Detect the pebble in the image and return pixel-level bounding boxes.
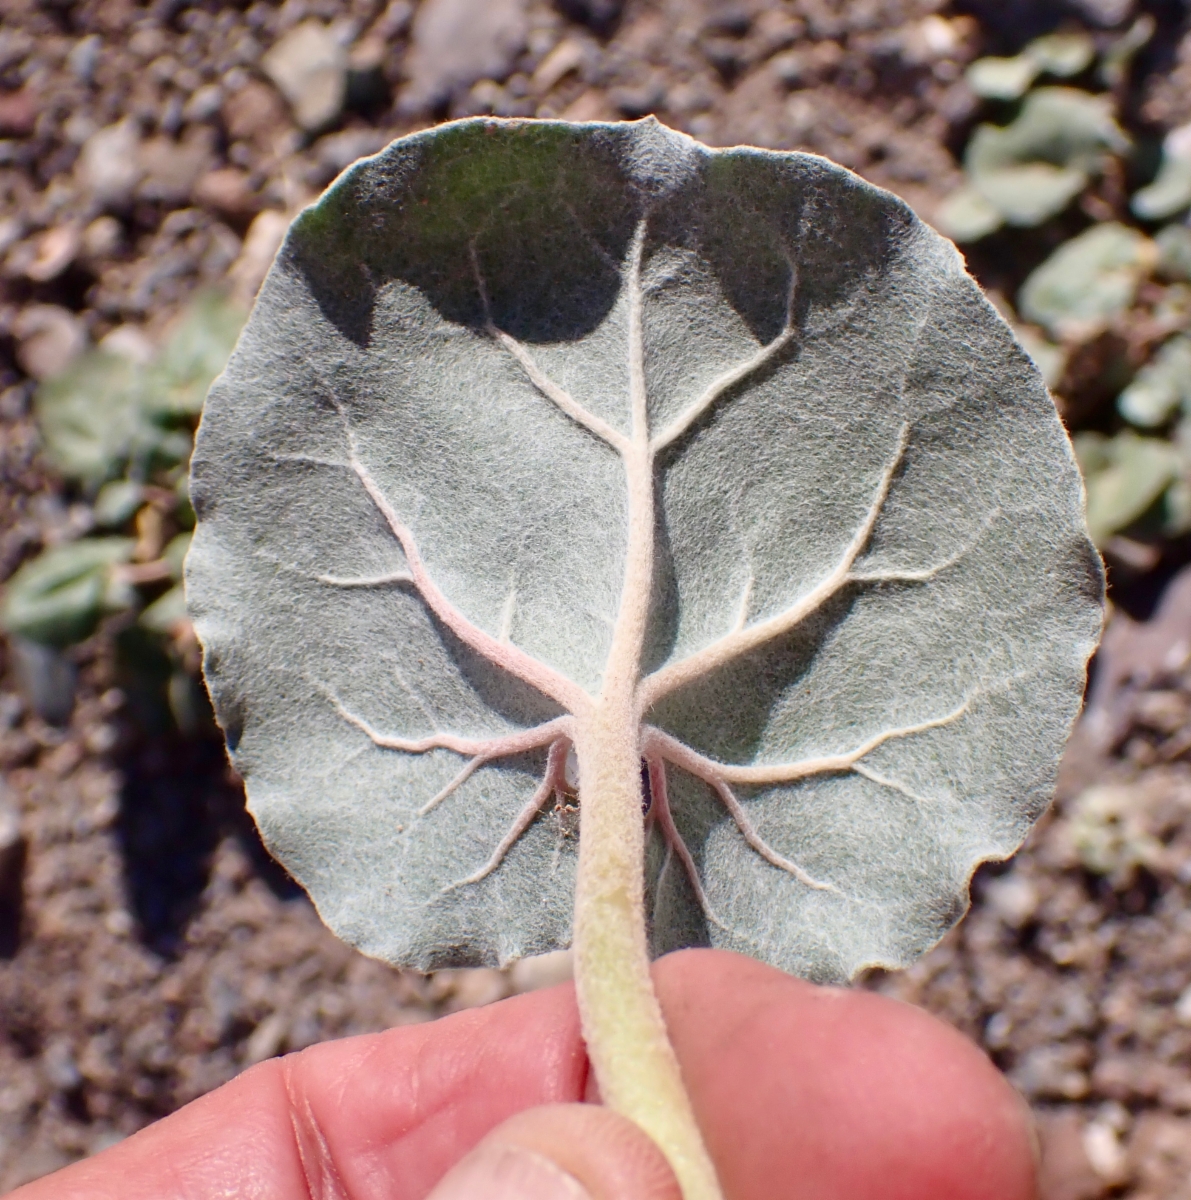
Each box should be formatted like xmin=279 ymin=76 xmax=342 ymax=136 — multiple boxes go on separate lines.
xmin=228 ymin=209 xmax=290 ymax=305
xmin=0 ymin=787 xmax=21 ymax=899
xmin=182 ymin=83 xmax=224 ymax=124
xmin=0 ymin=88 xmax=35 ymax=138
xmin=261 ymin=19 xmax=348 ymax=132
xmin=532 ymin=38 xmax=588 ymax=94
xmin=509 ymin=949 xmax=573 ymax=993
xmin=193 ymin=167 xmax=259 ymax=219
xmin=137 ymin=132 xmax=215 ymax=206
xmin=81 ymin=215 xmax=122 ymax=259
xmin=1035 ymin=1111 xmax=1107 ymax=1200
xmin=98 ymin=325 xmax=155 ymax=365
xmin=77 ymin=120 xmax=142 ymax=209
xmin=67 ymin=35 xmax=101 ymax=83
xmin=983 ymin=874 xmax=1039 ymax=927
xmin=222 ymin=79 xmax=290 ymax=145
xmin=400 ymin=0 xmax=529 ymax=115
xmin=23 ymin=225 xmax=80 ymax=283
xmin=314 ymin=128 xmax=391 ymax=177
xmin=12 ymin=305 xmax=86 ymax=381
xmin=8 ymin=638 xmax=77 ymax=726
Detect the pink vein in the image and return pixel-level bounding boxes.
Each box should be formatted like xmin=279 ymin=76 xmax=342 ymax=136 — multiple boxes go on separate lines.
xmin=347 ymin=449 xmax=592 ymax=718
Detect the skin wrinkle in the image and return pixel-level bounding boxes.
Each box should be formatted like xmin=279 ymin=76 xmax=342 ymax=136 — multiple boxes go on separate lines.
xmin=282 ymin=1059 xmax=351 ymax=1200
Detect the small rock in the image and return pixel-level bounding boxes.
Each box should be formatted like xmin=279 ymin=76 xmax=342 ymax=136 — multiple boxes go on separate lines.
xmin=262 ymin=20 xmax=348 ymax=132
xmin=41 ymin=1039 xmax=82 ymax=1091
xmin=1036 ymin=1111 xmax=1108 ymax=1200
xmin=372 ymin=0 xmax=414 ymax=39
xmin=314 ymin=128 xmax=391 ymax=177
xmin=81 ymin=215 xmax=122 ymax=259
xmin=103 ymin=909 xmax=133 ymax=938
xmin=193 ymin=166 xmax=260 ymax=219
xmin=67 ymin=34 xmax=102 ymax=83
xmin=8 ymin=637 xmax=78 ymax=725
xmin=1083 ymin=1118 xmax=1130 ymax=1185
xmin=23 ymin=225 xmax=80 ymax=283
xmin=561 ymin=88 xmax=616 ymax=122
xmin=434 ymin=968 xmax=510 ymax=1012
xmin=222 ymin=79 xmax=291 ymax=144
xmin=182 ymin=83 xmax=224 ymax=124
xmin=137 ymin=130 xmax=214 ymax=205
xmin=982 ymin=874 xmax=1039 ymax=927
xmin=99 ymin=324 xmax=155 ymax=365
xmin=401 ymin=0 xmax=529 ymax=115
xmin=0 ymin=87 xmax=35 ymax=137
xmin=0 ymin=215 xmax=23 ymax=255
xmin=13 ymin=305 xmax=87 ymax=381
xmin=77 ymin=120 xmax=142 ymax=208
xmin=1011 ymin=1042 xmax=1091 ymax=1100
xmin=532 ymin=38 xmax=587 ymax=93
xmin=229 ymin=209 xmax=290 ymax=305
xmin=509 ymin=949 xmax=573 ymax=993
xmin=243 ymin=1013 xmax=288 ymax=1064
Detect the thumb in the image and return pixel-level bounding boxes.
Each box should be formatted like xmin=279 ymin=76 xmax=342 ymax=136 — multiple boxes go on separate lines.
xmin=426 ymin=1103 xmax=684 ymax=1200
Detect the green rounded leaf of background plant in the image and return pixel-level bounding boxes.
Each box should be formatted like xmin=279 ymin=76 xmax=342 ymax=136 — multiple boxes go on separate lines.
xmin=2 ymin=537 xmax=134 ymax=647
xmin=187 ymin=118 xmax=1102 ymax=981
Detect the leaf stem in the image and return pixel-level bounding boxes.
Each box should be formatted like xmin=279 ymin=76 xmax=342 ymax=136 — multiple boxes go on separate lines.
xmin=572 ymin=219 xmax=724 ymax=1200
xmin=573 ymin=711 xmax=722 ymax=1200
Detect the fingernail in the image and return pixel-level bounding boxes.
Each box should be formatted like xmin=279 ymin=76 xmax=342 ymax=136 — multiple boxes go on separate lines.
xmin=429 ymin=1141 xmax=592 ymax=1200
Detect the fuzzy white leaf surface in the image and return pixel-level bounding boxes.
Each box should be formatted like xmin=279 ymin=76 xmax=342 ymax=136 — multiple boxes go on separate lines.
xmin=187 ymin=118 xmax=1102 ymax=982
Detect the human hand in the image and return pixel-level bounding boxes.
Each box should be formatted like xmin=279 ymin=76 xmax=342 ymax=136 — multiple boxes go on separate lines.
xmin=9 ymin=949 xmax=1036 ymax=1200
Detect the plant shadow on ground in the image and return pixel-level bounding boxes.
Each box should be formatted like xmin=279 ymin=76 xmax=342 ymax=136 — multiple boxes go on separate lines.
xmin=114 ymin=721 xmax=304 ymax=958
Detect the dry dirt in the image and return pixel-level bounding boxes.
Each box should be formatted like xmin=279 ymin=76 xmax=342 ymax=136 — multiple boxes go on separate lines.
xmin=2 ymin=0 xmax=1191 ymax=1195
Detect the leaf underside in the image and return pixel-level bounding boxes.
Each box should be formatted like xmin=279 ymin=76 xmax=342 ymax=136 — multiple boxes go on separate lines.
xmin=187 ymin=118 xmax=1102 ymax=983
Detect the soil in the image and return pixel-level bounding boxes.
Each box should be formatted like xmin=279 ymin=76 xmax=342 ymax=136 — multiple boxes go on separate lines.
xmin=2 ymin=0 xmax=1191 ymax=1195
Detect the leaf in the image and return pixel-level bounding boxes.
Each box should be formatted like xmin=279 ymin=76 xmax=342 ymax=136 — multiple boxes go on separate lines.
xmin=963 ymin=34 xmax=1093 ymax=102
xmin=1018 ymin=223 xmax=1158 ymax=340
xmin=934 ymin=184 xmax=1004 ymax=243
xmin=35 ymin=350 xmax=145 ymax=486
xmin=140 ymin=582 xmax=189 ymax=633
xmin=1025 ymin=32 xmax=1095 ymax=80
xmin=972 ymin=163 xmax=1089 ymax=228
xmin=1118 ymin=335 xmax=1191 ymax=427
xmin=1156 ymin=223 xmax=1191 ymax=282
xmin=187 ymin=117 xmax=1101 ymax=983
xmin=93 ymin=479 xmax=145 ymax=527
xmin=141 ymin=290 xmax=246 ymax=419
xmin=965 ymin=56 xmax=1038 ymax=102
xmin=1 ymin=537 xmax=135 ymax=647
xmin=1132 ymin=124 xmax=1191 ymax=222
xmin=33 ymin=291 xmax=244 ymax=487
xmin=962 ymin=88 xmax=1128 ymax=229
xmin=1074 ymin=431 xmax=1178 ymax=544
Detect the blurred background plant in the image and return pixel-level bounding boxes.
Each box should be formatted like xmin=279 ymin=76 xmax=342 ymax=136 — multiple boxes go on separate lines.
xmin=0 ymin=292 xmax=243 ymax=730
xmin=938 ymin=18 xmax=1191 ymax=577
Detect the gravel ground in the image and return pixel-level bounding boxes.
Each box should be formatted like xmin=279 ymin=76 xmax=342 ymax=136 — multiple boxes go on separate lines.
xmin=2 ymin=0 xmax=1191 ymax=1194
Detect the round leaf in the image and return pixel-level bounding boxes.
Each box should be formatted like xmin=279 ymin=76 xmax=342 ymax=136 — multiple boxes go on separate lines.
xmin=188 ymin=118 xmax=1102 ymax=980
